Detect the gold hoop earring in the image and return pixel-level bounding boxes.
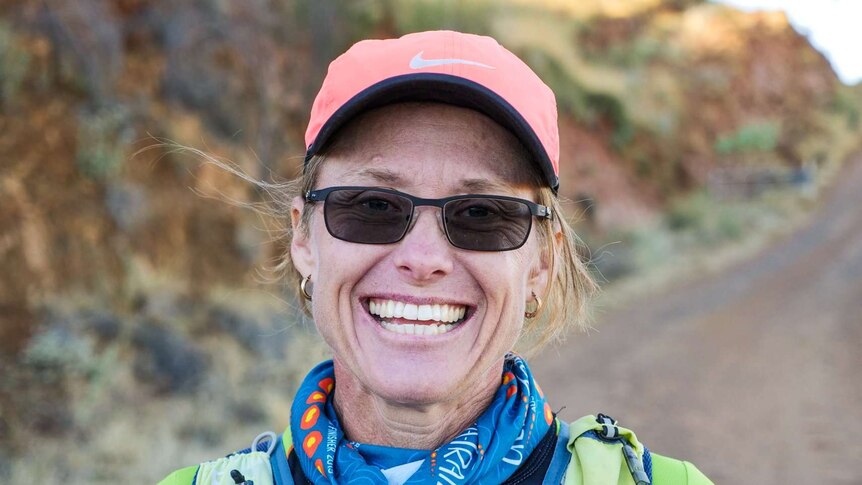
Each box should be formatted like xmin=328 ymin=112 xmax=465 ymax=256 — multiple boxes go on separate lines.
xmin=300 ymin=275 xmax=313 ymax=301
xmin=525 ymin=291 xmax=542 ymax=319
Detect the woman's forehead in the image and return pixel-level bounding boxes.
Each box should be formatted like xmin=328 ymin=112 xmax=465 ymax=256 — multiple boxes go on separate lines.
xmin=329 ymin=166 xmax=523 ymax=194
xmin=320 ymin=103 xmax=535 ymax=191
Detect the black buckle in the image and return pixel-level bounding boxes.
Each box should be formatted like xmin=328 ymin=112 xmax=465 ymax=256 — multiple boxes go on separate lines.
xmin=596 ymin=413 xmax=619 ymax=439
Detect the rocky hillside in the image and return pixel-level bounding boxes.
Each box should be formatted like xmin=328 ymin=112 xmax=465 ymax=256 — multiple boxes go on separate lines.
xmin=1 ymin=0 xmax=860 ymax=481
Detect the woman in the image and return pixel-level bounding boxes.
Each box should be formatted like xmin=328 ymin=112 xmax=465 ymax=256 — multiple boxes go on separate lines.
xmin=160 ymin=31 xmax=711 ymax=485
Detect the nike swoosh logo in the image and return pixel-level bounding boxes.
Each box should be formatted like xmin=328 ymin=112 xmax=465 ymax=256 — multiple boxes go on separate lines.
xmin=409 ymin=52 xmax=495 ymax=70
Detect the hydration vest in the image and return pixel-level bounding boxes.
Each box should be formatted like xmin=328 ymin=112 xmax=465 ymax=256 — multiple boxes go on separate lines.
xmin=158 ymin=414 xmax=712 ymax=485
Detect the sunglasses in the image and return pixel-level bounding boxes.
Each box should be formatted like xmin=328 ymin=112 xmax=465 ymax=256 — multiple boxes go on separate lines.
xmin=305 ymin=186 xmax=553 ymax=251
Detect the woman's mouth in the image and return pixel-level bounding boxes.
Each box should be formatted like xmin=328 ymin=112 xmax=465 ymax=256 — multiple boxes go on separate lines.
xmin=367 ymin=298 xmax=468 ymax=336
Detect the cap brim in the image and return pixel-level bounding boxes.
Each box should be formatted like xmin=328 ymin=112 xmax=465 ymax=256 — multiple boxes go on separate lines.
xmin=304 ymin=73 xmax=559 ymax=192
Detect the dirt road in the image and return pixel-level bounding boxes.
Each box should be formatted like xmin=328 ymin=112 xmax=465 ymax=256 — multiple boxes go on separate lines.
xmin=534 ymin=154 xmax=862 ymax=484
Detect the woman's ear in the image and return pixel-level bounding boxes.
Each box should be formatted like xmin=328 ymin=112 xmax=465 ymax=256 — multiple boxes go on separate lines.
xmin=290 ymin=196 xmax=316 ymax=277
xmin=528 ymin=225 xmax=560 ymax=297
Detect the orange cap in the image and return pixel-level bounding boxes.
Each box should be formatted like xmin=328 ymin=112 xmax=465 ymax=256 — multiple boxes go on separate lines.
xmin=304 ymin=30 xmax=560 ymax=191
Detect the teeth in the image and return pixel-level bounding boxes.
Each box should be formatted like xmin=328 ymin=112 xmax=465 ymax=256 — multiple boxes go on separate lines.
xmin=417 ymin=305 xmax=432 ymax=321
xmin=439 ymin=304 xmax=465 ymax=323
xmin=403 ymin=303 xmax=418 ymax=320
xmin=369 ymin=299 xmax=467 ymax=324
xmin=380 ymin=321 xmax=456 ymax=336
xmin=444 ymin=305 xmax=455 ymax=322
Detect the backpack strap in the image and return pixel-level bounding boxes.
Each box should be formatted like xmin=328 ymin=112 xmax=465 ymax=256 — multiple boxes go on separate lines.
xmin=595 ymin=414 xmax=650 ymax=484
xmin=270 ymin=427 xmax=298 ymax=484
xmin=159 ymin=432 xmax=279 ymax=485
xmin=564 ymin=414 xmax=714 ymax=485
xmin=565 ymin=414 xmax=651 ymax=485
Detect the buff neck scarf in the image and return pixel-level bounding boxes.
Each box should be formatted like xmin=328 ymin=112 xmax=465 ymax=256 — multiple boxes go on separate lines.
xmin=289 ymin=355 xmax=554 ymax=485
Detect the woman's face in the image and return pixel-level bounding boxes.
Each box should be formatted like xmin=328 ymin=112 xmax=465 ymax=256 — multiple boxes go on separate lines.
xmin=291 ymin=103 xmax=550 ymax=405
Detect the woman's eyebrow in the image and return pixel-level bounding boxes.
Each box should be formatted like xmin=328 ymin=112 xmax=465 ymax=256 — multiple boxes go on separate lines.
xmin=459 ymin=178 xmax=512 ymax=193
xmin=350 ymin=170 xmax=511 ymax=194
xmin=353 ymin=167 xmax=404 ymax=185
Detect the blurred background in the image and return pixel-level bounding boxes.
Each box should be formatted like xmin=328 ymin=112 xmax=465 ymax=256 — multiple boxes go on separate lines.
xmin=1 ymin=0 xmax=860 ymax=483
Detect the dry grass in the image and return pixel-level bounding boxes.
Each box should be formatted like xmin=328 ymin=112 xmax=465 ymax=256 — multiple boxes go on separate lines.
xmin=7 ymin=282 xmax=329 ymax=483
xmin=591 ymin=180 xmax=835 ymax=312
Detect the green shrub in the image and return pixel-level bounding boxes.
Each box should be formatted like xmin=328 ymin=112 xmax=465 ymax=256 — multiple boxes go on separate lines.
xmin=666 ymin=195 xmax=703 ymax=231
xmin=592 ymin=35 xmax=667 ymax=68
xmin=521 ymin=48 xmax=635 ymax=149
xmin=0 ymin=22 xmax=31 ymax=109
xmin=627 ymin=226 xmax=675 ymax=274
xmin=666 ymin=191 xmax=744 ymax=246
xmin=714 ymin=121 xmax=780 ymax=155
xmin=23 ymin=326 xmax=95 ymax=375
xmin=829 ymin=86 xmax=861 ymax=131
xmin=75 ymin=105 xmax=133 ymax=181
xmin=585 ymin=92 xmax=634 ymax=148
xmin=132 ymin=323 xmax=208 ymax=394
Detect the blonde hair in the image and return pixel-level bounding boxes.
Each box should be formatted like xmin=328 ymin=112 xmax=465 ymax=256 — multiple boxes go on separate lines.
xmin=521 ymin=185 xmax=597 ymax=353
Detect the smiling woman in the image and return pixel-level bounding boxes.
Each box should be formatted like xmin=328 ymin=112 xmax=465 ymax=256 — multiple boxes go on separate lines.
xmin=294 ymin=103 xmax=553 ymax=437
xmin=159 ymin=31 xmax=712 ymax=485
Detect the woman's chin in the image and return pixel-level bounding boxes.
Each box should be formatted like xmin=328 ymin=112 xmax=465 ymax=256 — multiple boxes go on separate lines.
xmin=360 ymin=356 xmax=473 ymax=405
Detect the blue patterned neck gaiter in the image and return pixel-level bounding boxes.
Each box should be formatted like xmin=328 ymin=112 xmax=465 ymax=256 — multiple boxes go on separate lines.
xmin=289 ymin=354 xmax=554 ymax=485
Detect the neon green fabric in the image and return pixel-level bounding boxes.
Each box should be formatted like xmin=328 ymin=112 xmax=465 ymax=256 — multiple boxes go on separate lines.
xmin=651 ymin=453 xmax=713 ymax=485
xmin=282 ymin=425 xmax=293 ymax=456
xmin=195 ymin=451 xmax=274 ymax=485
xmin=157 ymin=465 xmax=197 ymax=485
xmin=564 ymin=415 xmax=646 ymax=485
xmin=157 ymin=451 xmax=276 ymax=485
xmin=563 ymin=415 xmax=713 ymax=485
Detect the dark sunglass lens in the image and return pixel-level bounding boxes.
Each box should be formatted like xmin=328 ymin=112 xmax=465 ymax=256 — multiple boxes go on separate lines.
xmin=444 ymin=198 xmax=532 ymax=250
xmin=324 ymin=189 xmax=412 ymax=244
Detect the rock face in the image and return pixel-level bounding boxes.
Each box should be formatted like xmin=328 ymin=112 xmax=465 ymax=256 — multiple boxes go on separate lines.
xmin=0 ymin=0 xmax=859 ymax=481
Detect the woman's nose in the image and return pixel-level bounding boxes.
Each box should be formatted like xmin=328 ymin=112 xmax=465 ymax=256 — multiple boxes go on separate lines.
xmin=391 ymin=208 xmax=454 ymax=282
